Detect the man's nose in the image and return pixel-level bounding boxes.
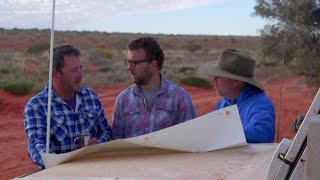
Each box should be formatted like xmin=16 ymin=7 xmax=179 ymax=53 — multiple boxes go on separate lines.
xmin=127 ymin=63 xmax=134 ymax=70
xmin=78 ymin=69 xmax=84 ymax=78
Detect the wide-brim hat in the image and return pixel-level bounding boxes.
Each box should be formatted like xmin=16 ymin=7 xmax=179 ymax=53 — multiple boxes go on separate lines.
xmin=198 ymin=48 xmax=264 ymax=91
xmin=310 ymin=7 xmax=320 ymax=22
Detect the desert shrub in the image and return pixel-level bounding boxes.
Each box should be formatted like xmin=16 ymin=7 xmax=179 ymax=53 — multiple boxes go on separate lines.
xmin=0 ymin=66 xmax=20 ymax=74
xmin=1 ymin=78 xmax=34 ymax=95
xmin=99 ymin=66 xmax=111 ymax=72
xmin=33 ymin=83 xmax=47 ymax=93
xmin=159 ymin=41 xmax=172 ymax=49
xmin=40 ymin=66 xmax=49 ymax=75
xmin=229 ymin=36 xmax=236 ymax=43
xmin=179 ymin=76 xmax=211 ymax=89
xmin=256 ymin=60 xmax=278 ymax=67
xmin=116 ymin=38 xmax=129 ymax=49
xmin=166 ymin=57 xmax=177 ymax=65
xmin=27 ymin=42 xmax=50 ymax=54
xmin=95 ymin=48 xmax=113 ymax=59
xmin=179 ymin=66 xmax=195 ymax=73
xmin=183 ymin=43 xmax=202 ymax=52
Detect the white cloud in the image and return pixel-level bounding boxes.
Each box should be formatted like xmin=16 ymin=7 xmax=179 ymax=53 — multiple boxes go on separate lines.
xmin=0 ymin=0 xmax=223 ymax=30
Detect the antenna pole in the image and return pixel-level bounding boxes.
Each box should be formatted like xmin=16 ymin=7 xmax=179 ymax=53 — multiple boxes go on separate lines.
xmin=277 ymin=2 xmax=290 ymax=143
xmin=46 ymin=0 xmax=55 ymax=153
xmin=277 ymin=35 xmax=286 ymax=143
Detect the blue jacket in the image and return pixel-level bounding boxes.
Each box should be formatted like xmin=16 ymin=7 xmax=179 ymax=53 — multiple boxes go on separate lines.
xmin=215 ymin=85 xmax=275 ymax=143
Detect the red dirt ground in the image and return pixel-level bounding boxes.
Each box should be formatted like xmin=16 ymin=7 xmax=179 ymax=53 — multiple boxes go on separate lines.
xmin=0 ymin=76 xmax=316 ymax=179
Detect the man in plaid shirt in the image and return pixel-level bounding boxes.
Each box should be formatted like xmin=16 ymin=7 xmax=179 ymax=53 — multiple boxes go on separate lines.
xmin=24 ymin=45 xmax=111 ymax=168
xmin=112 ymin=37 xmax=197 ymax=139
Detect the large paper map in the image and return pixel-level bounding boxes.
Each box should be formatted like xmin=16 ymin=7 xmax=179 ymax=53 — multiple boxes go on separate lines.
xmin=41 ymin=105 xmax=247 ymax=168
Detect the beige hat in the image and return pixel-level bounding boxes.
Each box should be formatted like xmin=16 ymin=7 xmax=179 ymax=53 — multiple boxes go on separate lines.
xmin=199 ymin=48 xmax=264 ymax=91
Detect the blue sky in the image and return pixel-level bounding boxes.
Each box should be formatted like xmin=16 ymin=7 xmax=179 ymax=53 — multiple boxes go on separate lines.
xmin=0 ymin=0 xmax=267 ymax=36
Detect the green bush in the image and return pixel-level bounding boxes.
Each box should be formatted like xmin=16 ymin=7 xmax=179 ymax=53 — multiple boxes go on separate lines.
xmin=179 ymin=76 xmax=211 ymax=89
xmin=179 ymin=66 xmax=195 ymax=73
xmin=183 ymin=43 xmax=202 ymax=52
xmin=1 ymin=78 xmax=34 ymax=95
xmin=33 ymin=84 xmax=45 ymax=94
xmin=256 ymin=60 xmax=278 ymax=67
xmin=116 ymin=38 xmax=129 ymax=49
xmin=95 ymin=48 xmax=113 ymax=59
xmin=0 ymin=66 xmax=20 ymax=74
xmin=27 ymin=42 xmax=50 ymax=54
xmin=99 ymin=66 xmax=111 ymax=72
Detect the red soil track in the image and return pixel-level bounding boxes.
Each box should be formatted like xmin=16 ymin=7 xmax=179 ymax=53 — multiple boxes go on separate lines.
xmin=0 ymin=76 xmax=316 ymax=179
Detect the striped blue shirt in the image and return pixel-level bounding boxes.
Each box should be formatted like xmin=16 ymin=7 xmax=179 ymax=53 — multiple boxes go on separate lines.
xmin=24 ymin=83 xmax=111 ymax=167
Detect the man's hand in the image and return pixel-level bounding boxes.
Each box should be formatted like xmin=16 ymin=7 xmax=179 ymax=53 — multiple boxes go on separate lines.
xmin=87 ymin=138 xmax=99 ymax=146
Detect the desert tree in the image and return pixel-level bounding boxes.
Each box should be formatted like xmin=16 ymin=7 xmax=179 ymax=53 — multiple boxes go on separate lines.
xmin=253 ymin=0 xmax=320 ymax=86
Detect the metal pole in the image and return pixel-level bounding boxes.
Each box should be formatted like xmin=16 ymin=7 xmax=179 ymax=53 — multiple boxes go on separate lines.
xmin=277 ymin=33 xmax=286 ymax=143
xmin=46 ymin=0 xmax=55 ymax=153
xmin=276 ymin=2 xmax=290 ymax=143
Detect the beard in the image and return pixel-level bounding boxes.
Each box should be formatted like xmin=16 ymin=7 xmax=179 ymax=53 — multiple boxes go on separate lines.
xmin=71 ymin=78 xmax=82 ymax=92
xmin=133 ymin=69 xmax=153 ymax=86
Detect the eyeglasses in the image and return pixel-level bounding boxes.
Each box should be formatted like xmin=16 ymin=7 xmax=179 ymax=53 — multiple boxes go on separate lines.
xmin=124 ymin=59 xmax=150 ymax=68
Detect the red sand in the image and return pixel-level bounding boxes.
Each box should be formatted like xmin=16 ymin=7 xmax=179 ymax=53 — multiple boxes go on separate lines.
xmin=0 ymin=76 xmax=316 ymax=179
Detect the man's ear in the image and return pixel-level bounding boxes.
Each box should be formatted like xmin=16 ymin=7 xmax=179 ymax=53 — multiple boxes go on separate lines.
xmin=150 ymin=59 xmax=158 ymax=69
xmin=52 ymin=68 xmax=61 ymax=79
xmin=234 ymin=80 xmax=245 ymax=89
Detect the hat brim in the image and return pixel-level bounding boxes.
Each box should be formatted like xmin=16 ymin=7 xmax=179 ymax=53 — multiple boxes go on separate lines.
xmin=198 ymin=60 xmax=264 ymax=91
xmin=311 ymin=7 xmax=320 ymax=22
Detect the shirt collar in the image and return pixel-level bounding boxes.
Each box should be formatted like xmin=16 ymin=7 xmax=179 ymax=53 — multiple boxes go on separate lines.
xmin=44 ymin=81 xmax=87 ymax=103
xmin=224 ymin=84 xmax=255 ymax=105
xmin=133 ymin=73 xmax=168 ymax=96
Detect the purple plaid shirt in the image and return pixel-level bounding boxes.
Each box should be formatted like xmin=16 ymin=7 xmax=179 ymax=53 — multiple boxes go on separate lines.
xmin=112 ymin=75 xmax=197 ymax=139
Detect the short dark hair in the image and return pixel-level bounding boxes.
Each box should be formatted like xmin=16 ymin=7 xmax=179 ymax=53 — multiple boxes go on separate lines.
xmin=128 ymin=37 xmax=165 ymax=70
xmin=53 ymin=44 xmax=80 ymax=72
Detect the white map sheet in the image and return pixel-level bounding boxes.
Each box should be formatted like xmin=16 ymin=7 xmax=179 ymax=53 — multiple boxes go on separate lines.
xmin=41 ymin=105 xmax=247 ymax=168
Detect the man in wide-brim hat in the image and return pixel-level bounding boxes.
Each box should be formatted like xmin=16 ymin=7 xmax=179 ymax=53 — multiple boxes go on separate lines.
xmin=199 ymin=49 xmax=275 ymax=143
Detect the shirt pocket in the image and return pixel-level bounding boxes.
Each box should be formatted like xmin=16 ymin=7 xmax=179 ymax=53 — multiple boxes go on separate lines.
xmin=122 ymin=107 xmax=141 ymax=122
xmin=122 ymin=108 xmax=142 ymax=136
xmin=50 ymin=115 xmax=68 ymax=142
xmin=80 ymin=108 xmax=100 ymax=134
xmin=155 ymin=100 xmax=174 ymax=128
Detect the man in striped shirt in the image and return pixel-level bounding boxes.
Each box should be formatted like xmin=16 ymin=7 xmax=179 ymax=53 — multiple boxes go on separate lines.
xmin=112 ymin=37 xmax=197 ymax=139
xmin=24 ymin=45 xmax=112 ymax=168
